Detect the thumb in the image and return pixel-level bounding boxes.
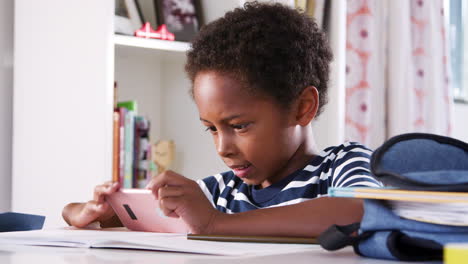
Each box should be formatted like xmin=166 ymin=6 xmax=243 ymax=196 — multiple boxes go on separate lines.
xmin=75 ymin=201 xmax=110 ymax=227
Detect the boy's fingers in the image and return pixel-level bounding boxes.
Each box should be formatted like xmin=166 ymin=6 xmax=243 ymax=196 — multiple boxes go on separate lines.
xmin=146 ymin=170 xmax=175 ymax=188
xmin=146 ymin=170 xmax=188 ymax=198
xmin=94 ymin=182 xmax=119 ymax=202
xmin=72 ymin=201 xmax=108 ymax=228
xmin=166 ymin=211 xmax=179 ymax=218
xmin=160 ymin=206 xmax=178 ymax=218
xmin=160 ymin=196 xmax=185 ymax=213
xmin=103 ymin=181 xmax=114 ymax=186
xmin=85 ymin=200 xmax=109 ymax=215
xmin=158 ymin=186 xmax=184 ymax=199
xmin=159 ymin=197 xmax=181 ymax=218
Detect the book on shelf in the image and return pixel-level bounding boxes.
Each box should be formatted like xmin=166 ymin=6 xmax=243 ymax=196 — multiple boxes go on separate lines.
xmin=133 ymin=116 xmax=151 ymax=188
xmin=124 ymin=109 xmax=135 ymax=189
xmin=112 ymin=111 xmax=120 ymax=183
xmin=113 ymin=99 xmax=154 ymax=189
xmin=113 ymin=81 xmax=118 ymax=109
xmin=117 ymin=100 xmax=137 ymax=113
xmin=328 ymin=187 xmax=468 ymax=226
xmin=117 ymin=107 xmax=127 ymax=186
xmin=117 ymin=101 xmax=136 ymax=189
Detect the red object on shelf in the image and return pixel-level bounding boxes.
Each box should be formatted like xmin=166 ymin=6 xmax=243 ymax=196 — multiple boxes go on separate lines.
xmin=134 ymin=22 xmax=175 ymax=41
xmin=155 ymin=24 xmax=175 ymax=41
xmin=134 ymin=22 xmax=159 ymax=39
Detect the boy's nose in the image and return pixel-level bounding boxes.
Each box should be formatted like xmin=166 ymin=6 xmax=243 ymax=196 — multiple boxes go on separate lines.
xmin=216 ymin=133 xmax=236 ymax=158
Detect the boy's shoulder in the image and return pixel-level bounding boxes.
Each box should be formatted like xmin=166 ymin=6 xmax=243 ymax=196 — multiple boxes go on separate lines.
xmin=308 ymin=142 xmax=373 ymax=168
xmin=323 ymin=141 xmax=372 ymax=153
xmin=321 ymin=142 xmax=372 ymax=159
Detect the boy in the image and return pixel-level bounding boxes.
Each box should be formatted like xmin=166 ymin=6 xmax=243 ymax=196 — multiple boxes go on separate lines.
xmin=63 ymin=2 xmax=381 ymax=237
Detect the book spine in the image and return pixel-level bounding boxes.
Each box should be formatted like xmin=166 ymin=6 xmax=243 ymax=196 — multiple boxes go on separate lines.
xmin=134 ymin=116 xmax=151 ymax=188
xmin=118 ymin=107 xmax=127 ymax=187
xmin=133 ymin=116 xmax=142 ymax=188
xmin=137 ymin=138 xmax=151 ymax=188
xmin=138 ymin=136 xmax=151 ymax=188
xmin=123 ymin=110 xmax=135 ymax=189
xmin=112 ymin=111 xmax=120 ymax=182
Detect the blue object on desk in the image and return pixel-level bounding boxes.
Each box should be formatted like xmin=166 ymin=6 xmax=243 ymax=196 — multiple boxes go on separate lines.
xmin=319 ymin=133 xmax=468 ymax=261
xmin=0 ymin=212 xmax=45 ymax=232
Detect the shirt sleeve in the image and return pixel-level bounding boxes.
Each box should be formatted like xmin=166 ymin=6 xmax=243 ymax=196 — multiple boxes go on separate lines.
xmin=330 ymin=143 xmax=383 ymax=188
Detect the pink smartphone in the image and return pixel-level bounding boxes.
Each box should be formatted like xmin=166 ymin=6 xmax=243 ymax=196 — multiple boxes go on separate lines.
xmin=106 ymin=189 xmax=188 ymax=233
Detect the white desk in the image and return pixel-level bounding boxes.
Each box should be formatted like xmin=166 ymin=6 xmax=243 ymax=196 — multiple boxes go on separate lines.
xmin=0 ymin=245 xmax=439 ymax=264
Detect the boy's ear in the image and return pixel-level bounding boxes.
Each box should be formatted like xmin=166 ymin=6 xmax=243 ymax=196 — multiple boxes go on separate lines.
xmin=295 ymin=86 xmax=319 ymax=126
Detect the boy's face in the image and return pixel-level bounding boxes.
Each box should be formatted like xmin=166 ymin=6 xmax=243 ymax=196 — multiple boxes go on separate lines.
xmin=194 ymin=71 xmax=302 ymax=188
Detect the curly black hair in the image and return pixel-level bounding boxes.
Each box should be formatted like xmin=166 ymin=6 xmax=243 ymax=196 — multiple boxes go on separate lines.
xmin=185 ymin=2 xmax=333 ymax=116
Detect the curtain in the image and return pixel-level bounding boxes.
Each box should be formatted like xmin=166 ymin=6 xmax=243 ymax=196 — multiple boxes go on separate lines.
xmin=345 ymin=0 xmax=453 ymax=149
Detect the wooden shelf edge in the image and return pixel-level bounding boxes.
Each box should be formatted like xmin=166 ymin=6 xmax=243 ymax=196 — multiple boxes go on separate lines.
xmin=114 ymin=34 xmax=190 ymax=53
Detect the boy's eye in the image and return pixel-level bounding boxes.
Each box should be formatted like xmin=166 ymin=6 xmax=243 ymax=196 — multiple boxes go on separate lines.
xmin=205 ymin=126 xmax=217 ymax=133
xmin=231 ymin=123 xmax=250 ymax=131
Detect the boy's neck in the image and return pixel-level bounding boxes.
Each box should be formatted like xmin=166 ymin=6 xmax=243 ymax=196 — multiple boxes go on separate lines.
xmin=260 ymin=125 xmax=319 ymax=189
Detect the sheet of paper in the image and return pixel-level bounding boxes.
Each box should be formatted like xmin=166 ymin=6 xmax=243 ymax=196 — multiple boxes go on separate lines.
xmin=0 ymin=228 xmax=314 ymax=256
xmin=390 ymin=200 xmax=468 ymax=226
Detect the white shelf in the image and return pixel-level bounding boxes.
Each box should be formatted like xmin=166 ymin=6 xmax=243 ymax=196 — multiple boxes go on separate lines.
xmin=114 ymin=34 xmax=190 ymax=52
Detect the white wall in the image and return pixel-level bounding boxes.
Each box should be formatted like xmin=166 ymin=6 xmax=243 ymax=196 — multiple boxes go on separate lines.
xmin=200 ymin=0 xmax=240 ymax=24
xmin=13 ymin=0 xmax=114 ymax=227
xmin=0 ymin=0 xmax=14 ymax=212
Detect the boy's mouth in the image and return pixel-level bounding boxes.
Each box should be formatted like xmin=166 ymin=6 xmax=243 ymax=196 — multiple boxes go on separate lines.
xmin=230 ymin=164 xmax=252 ymax=178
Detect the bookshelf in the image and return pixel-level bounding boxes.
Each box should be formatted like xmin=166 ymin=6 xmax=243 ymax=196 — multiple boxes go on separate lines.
xmin=114 ymin=36 xmax=227 ymax=182
xmin=114 ymin=34 xmax=190 ymax=52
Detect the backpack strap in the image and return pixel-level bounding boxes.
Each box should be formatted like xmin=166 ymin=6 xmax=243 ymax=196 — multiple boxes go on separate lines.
xmin=318 ymin=222 xmax=371 ymax=251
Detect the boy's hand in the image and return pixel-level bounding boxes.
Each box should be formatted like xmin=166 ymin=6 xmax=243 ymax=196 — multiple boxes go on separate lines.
xmin=146 ymin=170 xmax=220 ymax=234
xmin=63 ymin=181 xmax=120 ymax=228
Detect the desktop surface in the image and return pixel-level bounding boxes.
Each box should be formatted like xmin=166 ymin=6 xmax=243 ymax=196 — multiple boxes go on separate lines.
xmin=0 ymin=244 xmax=439 ymax=264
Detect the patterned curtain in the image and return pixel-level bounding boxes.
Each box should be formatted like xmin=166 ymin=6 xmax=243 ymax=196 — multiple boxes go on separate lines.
xmin=345 ymin=0 xmax=453 ymax=149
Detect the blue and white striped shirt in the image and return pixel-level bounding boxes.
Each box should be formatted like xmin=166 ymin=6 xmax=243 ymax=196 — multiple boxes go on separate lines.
xmin=197 ymin=142 xmax=382 ymax=213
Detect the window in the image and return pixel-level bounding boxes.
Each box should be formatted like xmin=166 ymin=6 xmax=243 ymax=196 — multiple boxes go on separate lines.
xmin=447 ymin=0 xmax=468 ymax=102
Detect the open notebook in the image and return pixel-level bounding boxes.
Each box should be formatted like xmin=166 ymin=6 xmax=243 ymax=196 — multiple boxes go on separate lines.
xmin=0 ymin=228 xmax=315 ymax=256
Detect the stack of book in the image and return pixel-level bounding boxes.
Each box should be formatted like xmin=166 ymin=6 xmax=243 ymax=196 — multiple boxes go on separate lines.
xmin=328 ymin=187 xmax=468 ymax=226
xmin=112 ymin=100 xmax=152 ymax=189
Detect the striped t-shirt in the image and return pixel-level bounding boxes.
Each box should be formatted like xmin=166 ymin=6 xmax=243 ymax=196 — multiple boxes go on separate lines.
xmin=197 ymin=142 xmax=382 ymax=213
